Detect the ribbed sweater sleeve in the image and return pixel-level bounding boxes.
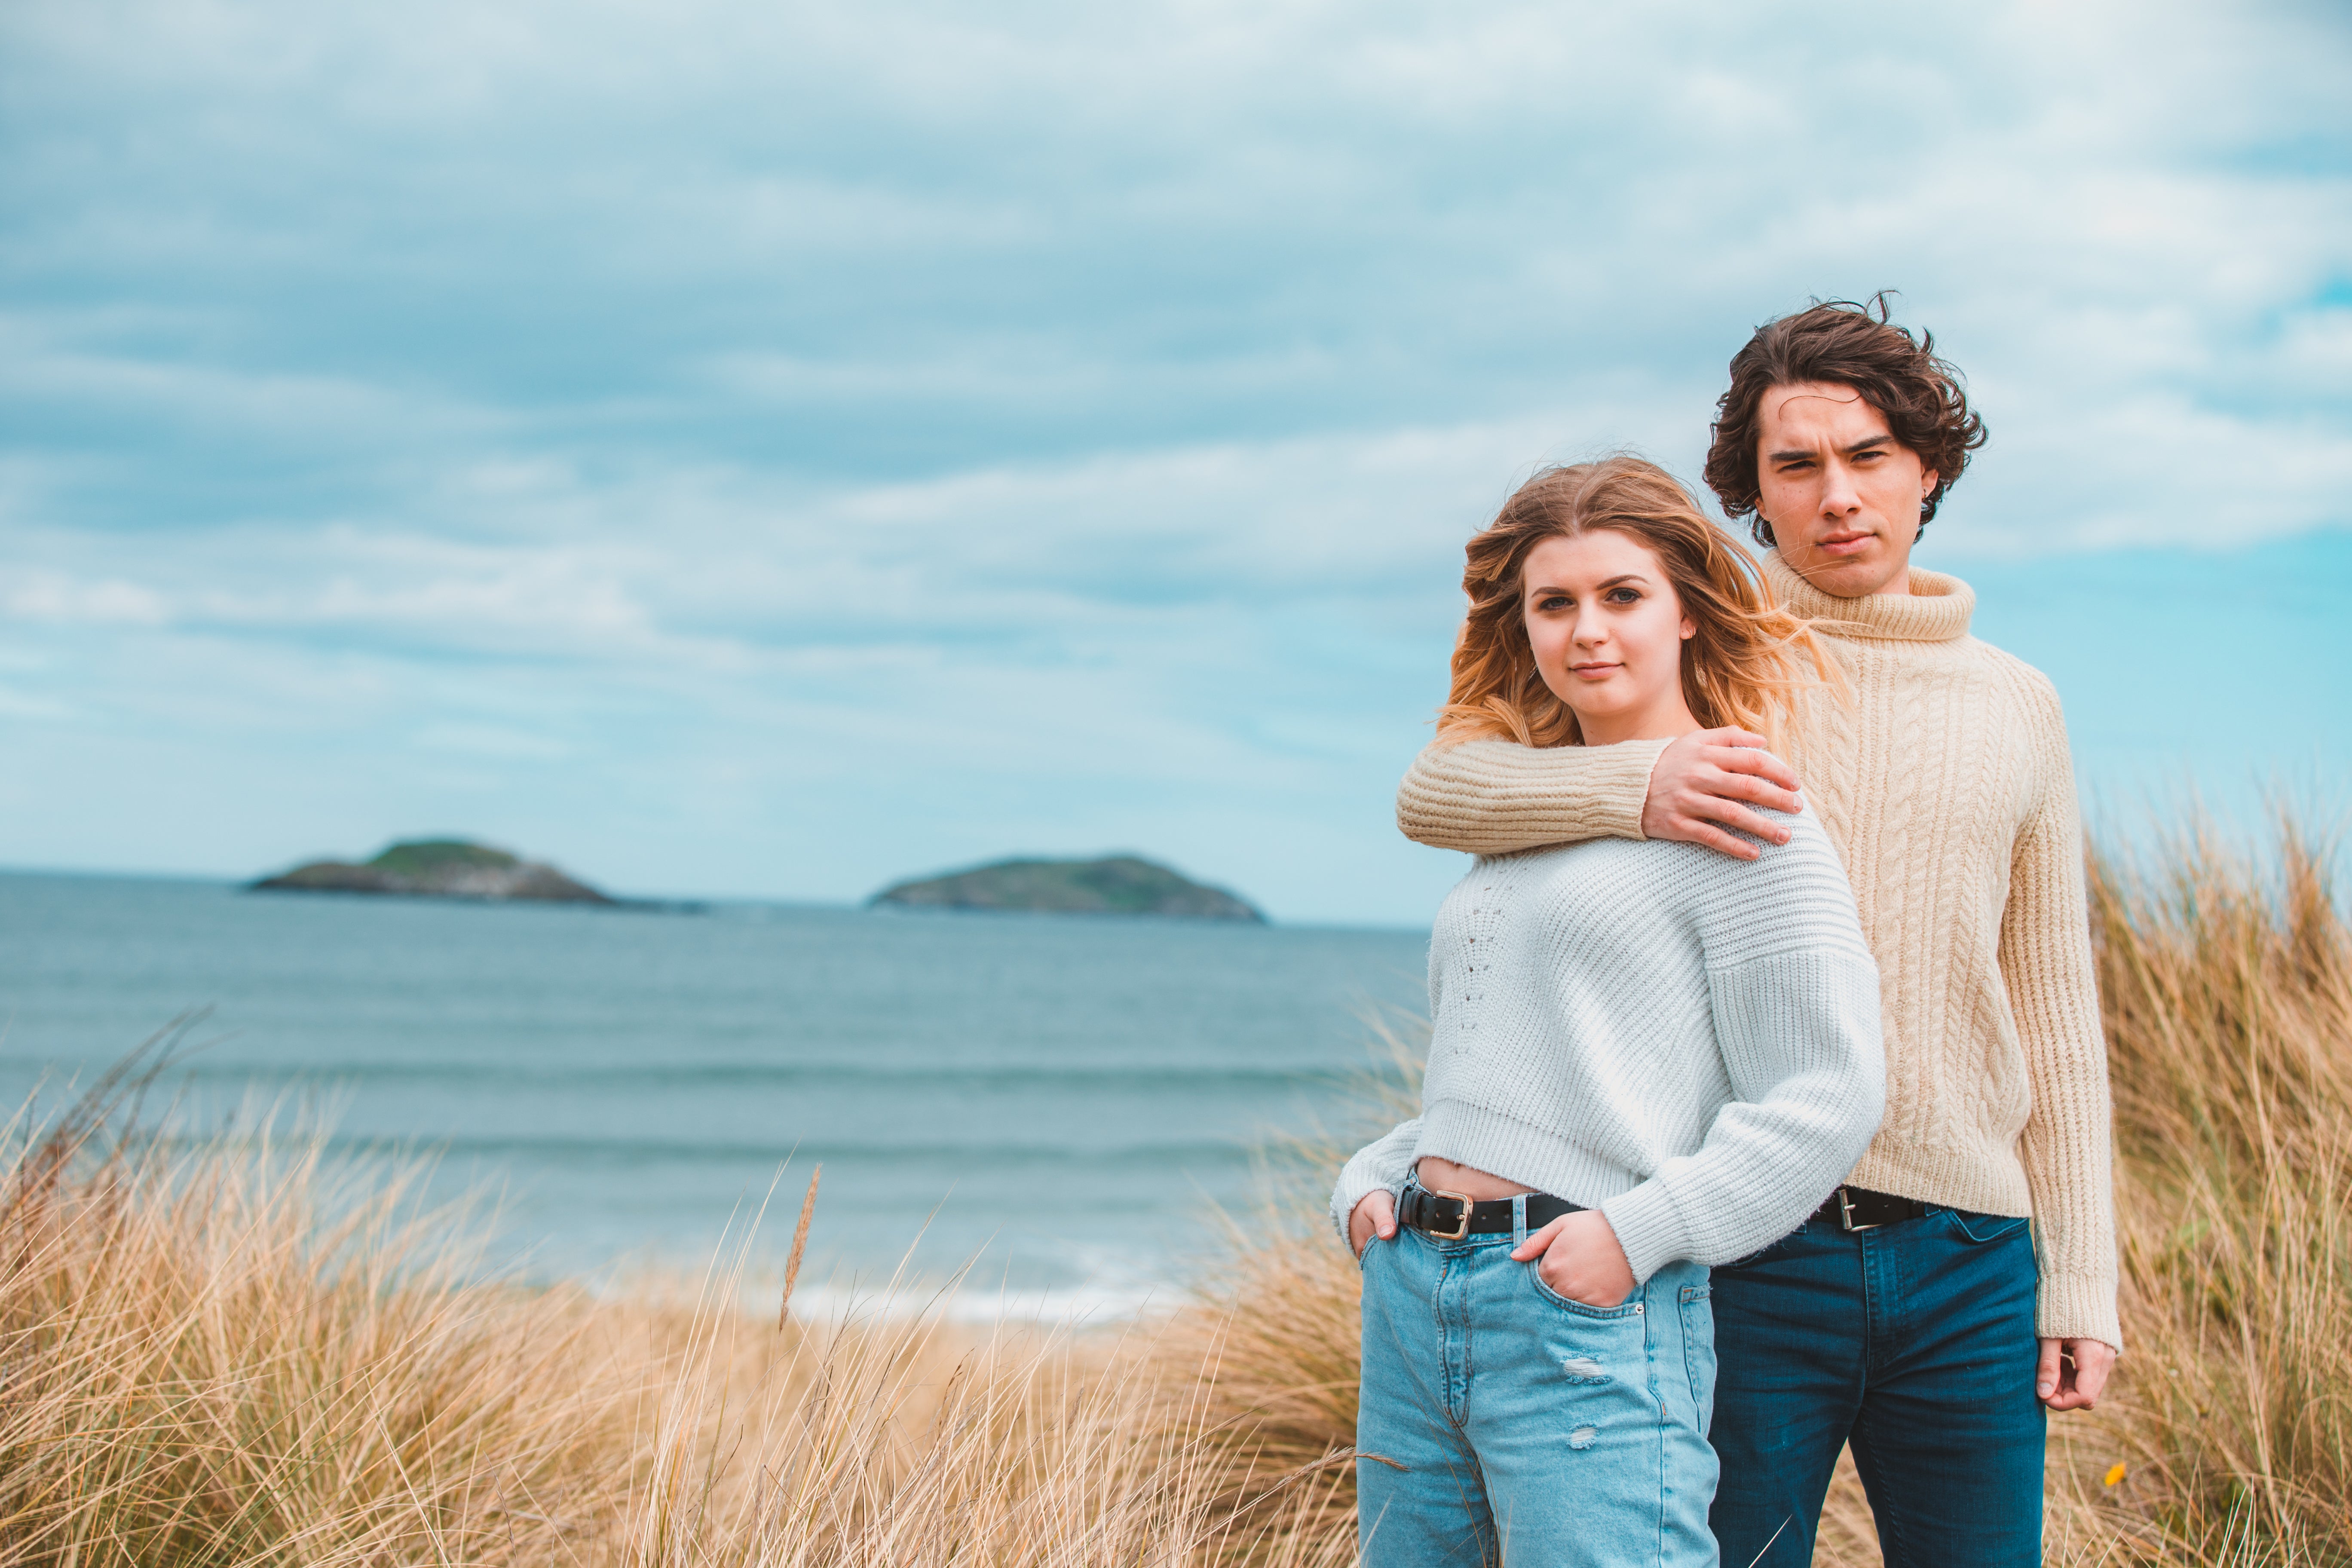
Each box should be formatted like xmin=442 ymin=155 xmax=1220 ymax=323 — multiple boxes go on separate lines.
xmin=1396 ymin=737 xmax=1668 ymax=855
xmin=1330 ymin=1117 xmax=1421 ymax=1244
xmin=1600 ymin=848 xmax=1886 ymax=1282
xmin=2001 ymin=679 xmax=2123 ymax=1350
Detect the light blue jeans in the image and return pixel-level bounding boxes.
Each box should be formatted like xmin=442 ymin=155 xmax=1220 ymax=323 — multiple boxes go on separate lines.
xmin=1357 ymin=1201 xmax=1719 ymax=1568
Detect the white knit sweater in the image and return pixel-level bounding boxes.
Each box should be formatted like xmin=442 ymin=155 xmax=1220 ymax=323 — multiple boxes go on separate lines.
xmin=1332 ymin=808 xmax=1885 ymax=1285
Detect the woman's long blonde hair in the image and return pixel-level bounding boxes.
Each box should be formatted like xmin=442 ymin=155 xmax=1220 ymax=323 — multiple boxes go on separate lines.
xmin=1436 ymin=456 xmax=1839 ymax=751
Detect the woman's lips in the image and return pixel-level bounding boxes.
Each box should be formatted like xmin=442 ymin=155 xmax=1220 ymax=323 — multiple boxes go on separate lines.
xmin=1569 ymin=662 xmax=1620 ymax=679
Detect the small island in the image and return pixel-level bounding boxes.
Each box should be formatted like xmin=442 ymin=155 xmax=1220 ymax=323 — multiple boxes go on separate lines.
xmin=251 ymin=839 xmax=613 ymax=904
xmin=870 ymin=854 xmax=1265 ymax=922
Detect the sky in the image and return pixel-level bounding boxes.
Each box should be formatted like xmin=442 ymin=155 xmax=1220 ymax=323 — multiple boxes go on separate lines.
xmin=3 ymin=0 xmax=2348 ymax=927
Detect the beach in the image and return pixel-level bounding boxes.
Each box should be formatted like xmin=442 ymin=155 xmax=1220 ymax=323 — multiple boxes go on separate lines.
xmin=0 ymin=870 xmax=1427 ymax=1311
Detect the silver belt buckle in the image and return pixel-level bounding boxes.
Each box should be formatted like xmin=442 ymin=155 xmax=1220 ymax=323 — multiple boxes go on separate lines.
xmin=1837 ymin=1187 xmax=1880 ymax=1233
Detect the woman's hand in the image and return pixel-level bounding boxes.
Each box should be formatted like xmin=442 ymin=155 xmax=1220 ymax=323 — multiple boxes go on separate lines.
xmin=1511 ymin=1209 xmax=1635 ymax=1306
xmin=1348 ymin=1190 xmax=1397 ymax=1259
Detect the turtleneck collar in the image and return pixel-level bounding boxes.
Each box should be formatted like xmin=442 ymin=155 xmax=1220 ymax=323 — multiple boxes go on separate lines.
xmin=1762 ymin=551 xmax=1975 ymax=643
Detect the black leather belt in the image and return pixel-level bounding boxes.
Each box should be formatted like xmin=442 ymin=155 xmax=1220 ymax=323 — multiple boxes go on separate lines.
xmin=1399 ymin=1184 xmax=1584 ymax=1240
xmin=1811 ymin=1185 xmax=1930 ymax=1231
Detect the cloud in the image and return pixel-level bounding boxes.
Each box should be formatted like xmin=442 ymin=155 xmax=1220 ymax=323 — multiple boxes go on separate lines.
xmin=2 ymin=570 xmax=170 ymax=625
xmin=0 ymin=0 xmax=2346 ymax=919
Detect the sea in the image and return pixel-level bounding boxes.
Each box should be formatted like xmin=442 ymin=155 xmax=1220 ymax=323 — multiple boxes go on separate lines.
xmin=0 ymin=872 xmax=1429 ymax=1318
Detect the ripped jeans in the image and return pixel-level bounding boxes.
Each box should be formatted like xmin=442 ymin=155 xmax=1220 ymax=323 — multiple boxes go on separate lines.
xmin=1356 ymin=1203 xmax=1719 ymax=1568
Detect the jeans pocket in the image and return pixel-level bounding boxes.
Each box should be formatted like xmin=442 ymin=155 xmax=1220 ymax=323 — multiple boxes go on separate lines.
xmin=1679 ymin=1283 xmax=1716 ymax=1436
xmin=1945 ymin=1209 xmax=2031 ymax=1246
xmin=1527 ymin=1262 xmax=1646 ymax=1320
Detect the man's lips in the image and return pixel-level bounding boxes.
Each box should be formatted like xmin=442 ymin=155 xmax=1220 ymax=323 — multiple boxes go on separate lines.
xmin=1817 ymin=530 xmax=1876 ymax=556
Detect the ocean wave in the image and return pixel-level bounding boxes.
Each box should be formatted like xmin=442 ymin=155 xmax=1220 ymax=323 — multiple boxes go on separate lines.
xmin=1 ymin=1059 xmax=1369 ymax=1093
xmin=161 ymin=1130 xmax=1281 ymax=1167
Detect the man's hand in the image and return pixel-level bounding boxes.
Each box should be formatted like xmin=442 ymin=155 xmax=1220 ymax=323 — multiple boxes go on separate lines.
xmin=1641 ymin=728 xmax=1805 ymax=860
xmin=1349 ymin=1189 xmax=1397 ymax=1259
xmin=1510 ymin=1209 xmax=1636 ymax=1308
xmin=2038 ymin=1337 xmax=2116 ymax=1411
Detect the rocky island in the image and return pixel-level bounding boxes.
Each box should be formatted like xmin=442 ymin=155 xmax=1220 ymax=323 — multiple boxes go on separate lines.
xmin=251 ymin=839 xmax=614 ymax=904
xmin=870 ymin=854 xmax=1265 ymax=922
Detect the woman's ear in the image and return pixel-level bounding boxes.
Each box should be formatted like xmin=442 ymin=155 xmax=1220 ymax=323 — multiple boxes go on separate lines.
xmin=1680 ymin=616 xmax=1697 ymax=640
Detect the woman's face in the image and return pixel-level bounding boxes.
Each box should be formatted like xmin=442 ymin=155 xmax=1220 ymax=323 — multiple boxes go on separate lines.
xmin=1521 ymin=529 xmax=1696 ymax=743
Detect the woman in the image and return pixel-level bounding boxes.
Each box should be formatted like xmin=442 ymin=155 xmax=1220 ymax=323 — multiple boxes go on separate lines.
xmin=1338 ymin=457 xmax=1885 ymax=1568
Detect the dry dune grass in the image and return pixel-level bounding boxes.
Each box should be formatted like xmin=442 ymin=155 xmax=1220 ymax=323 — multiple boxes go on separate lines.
xmin=0 ymin=1041 xmax=1357 ymax=1567
xmin=2067 ymin=813 xmax=2352 ymax=1563
xmin=1 ymin=808 xmax=2346 ymax=1565
xmin=0 ymin=1055 xmax=619 ymax=1562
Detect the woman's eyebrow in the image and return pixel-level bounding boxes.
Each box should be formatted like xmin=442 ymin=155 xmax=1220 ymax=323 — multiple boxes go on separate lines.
xmin=1528 ymin=572 xmax=1647 ymax=595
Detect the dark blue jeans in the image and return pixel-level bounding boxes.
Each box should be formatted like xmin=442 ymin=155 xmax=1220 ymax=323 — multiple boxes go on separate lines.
xmin=1708 ymin=1206 xmax=2045 ymax=1568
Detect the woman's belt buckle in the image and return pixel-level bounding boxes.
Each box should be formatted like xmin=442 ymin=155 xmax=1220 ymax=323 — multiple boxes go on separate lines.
xmin=1426 ymin=1188 xmax=1475 ymax=1240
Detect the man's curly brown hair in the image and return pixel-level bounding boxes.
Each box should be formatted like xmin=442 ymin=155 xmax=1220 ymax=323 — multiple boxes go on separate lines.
xmin=1703 ymin=292 xmax=1988 ymax=548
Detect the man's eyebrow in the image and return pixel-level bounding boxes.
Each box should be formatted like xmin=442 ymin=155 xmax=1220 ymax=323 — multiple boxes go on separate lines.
xmin=1768 ymin=433 xmax=1894 ymax=464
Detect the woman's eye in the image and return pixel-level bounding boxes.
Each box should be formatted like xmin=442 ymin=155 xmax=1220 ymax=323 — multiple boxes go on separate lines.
xmin=1537 ymin=595 xmax=1570 ymax=611
xmin=1605 ymin=588 xmax=1639 ymax=603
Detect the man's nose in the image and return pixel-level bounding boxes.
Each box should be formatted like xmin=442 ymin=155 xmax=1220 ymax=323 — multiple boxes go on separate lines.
xmin=1819 ymin=460 xmax=1862 ymax=517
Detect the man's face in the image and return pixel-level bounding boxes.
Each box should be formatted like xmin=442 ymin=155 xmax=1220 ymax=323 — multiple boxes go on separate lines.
xmin=1754 ymin=381 xmax=1937 ymax=598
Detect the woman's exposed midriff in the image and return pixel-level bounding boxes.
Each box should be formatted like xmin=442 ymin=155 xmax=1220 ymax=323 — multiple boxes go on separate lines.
xmin=1414 ymin=1155 xmax=1536 ymax=1202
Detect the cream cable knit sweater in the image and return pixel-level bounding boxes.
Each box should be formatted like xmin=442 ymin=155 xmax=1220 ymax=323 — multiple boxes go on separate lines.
xmin=1396 ymin=553 xmax=2121 ymax=1350
xmin=1332 ymin=809 xmax=1886 ymax=1286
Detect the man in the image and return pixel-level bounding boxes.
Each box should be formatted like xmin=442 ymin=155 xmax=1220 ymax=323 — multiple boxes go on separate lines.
xmin=1387 ymin=297 xmax=2119 ymax=1566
